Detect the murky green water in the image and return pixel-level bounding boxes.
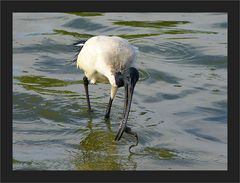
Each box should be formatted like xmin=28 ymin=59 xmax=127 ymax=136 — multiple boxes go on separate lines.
xmin=13 ymin=13 xmax=227 ymax=170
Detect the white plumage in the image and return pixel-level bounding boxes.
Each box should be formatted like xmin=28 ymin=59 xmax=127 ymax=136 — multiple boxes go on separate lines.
xmin=76 ymin=35 xmax=137 ymax=87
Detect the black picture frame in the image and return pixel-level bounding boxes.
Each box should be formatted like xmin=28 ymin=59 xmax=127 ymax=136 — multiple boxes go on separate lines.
xmin=1 ymin=0 xmax=239 ymax=182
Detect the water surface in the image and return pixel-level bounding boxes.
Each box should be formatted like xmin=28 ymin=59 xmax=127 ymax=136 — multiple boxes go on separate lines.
xmin=13 ymin=13 xmax=227 ymax=170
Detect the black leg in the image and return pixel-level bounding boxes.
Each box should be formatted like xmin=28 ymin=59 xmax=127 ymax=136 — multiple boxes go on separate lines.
xmin=83 ymin=76 xmax=91 ymax=111
xmin=105 ymin=98 xmax=113 ymax=119
xmin=124 ymin=84 xmax=128 ymax=116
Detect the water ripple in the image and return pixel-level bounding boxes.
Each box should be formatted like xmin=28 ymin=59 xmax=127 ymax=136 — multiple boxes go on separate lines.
xmin=13 ymin=12 xmax=227 ymax=170
xmin=185 ymin=128 xmax=223 ymax=143
xmin=63 ymin=18 xmax=105 ymax=31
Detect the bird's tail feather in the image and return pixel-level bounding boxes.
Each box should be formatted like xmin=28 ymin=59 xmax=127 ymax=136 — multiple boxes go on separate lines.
xmin=71 ymin=40 xmax=87 ymax=63
xmin=73 ymin=40 xmax=86 ymax=47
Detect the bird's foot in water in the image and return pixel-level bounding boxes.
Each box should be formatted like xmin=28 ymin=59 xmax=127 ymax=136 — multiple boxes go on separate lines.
xmin=86 ymin=108 xmax=93 ymax=117
xmin=87 ymin=108 xmax=92 ymax=113
xmin=104 ymin=113 xmax=110 ymax=119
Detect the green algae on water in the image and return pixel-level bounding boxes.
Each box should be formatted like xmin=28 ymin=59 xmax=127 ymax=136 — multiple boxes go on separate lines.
xmin=14 ymin=75 xmax=82 ymax=96
xmin=53 ymin=29 xmax=93 ymax=39
xmin=74 ymin=131 xmax=124 ymax=170
xmin=113 ymin=20 xmax=191 ymax=28
xmin=54 ymin=29 xmax=160 ymax=40
xmin=13 ymin=158 xmax=32 ymax=165
xmin=145 ymin=147 xmax=176 ymax=160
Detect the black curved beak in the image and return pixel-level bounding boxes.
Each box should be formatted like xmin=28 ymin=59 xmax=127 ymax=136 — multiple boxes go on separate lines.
xmin=115 ymin=67 xmax=139 ymax=141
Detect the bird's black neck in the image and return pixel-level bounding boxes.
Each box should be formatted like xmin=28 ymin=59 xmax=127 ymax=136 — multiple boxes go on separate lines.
xmin=115 ymin=72 xmax=124 ymax=87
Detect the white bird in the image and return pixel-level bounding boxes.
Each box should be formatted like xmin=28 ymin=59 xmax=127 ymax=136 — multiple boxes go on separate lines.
xmin=73 ymin=35 xmax=139 ymax=142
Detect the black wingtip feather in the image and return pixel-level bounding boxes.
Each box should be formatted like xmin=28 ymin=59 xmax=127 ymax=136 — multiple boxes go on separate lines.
xmin=71 ymin=40 xmax=87 ymax=63
xmin=73 ymin=40 xmax=87 ymax=47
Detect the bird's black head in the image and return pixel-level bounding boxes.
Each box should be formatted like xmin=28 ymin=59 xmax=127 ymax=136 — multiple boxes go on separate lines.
xmin=115 ymin=67 xmax=139 ymax=88
xmin=123 ymin=67 xmax=139 ymax=87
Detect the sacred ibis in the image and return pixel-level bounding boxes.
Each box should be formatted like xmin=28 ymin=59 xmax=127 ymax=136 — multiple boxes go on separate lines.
xmin=73 ymin=35 xmax=139 ymax=144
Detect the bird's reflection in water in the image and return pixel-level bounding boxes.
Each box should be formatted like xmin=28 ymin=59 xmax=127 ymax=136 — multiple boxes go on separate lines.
xmin=74 ymin=118 xmax=137 ymax=170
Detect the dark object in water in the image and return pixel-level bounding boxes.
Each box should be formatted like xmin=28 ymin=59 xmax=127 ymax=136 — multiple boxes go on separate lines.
xmin=125 ymin=126 xmax=139 ymax=153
